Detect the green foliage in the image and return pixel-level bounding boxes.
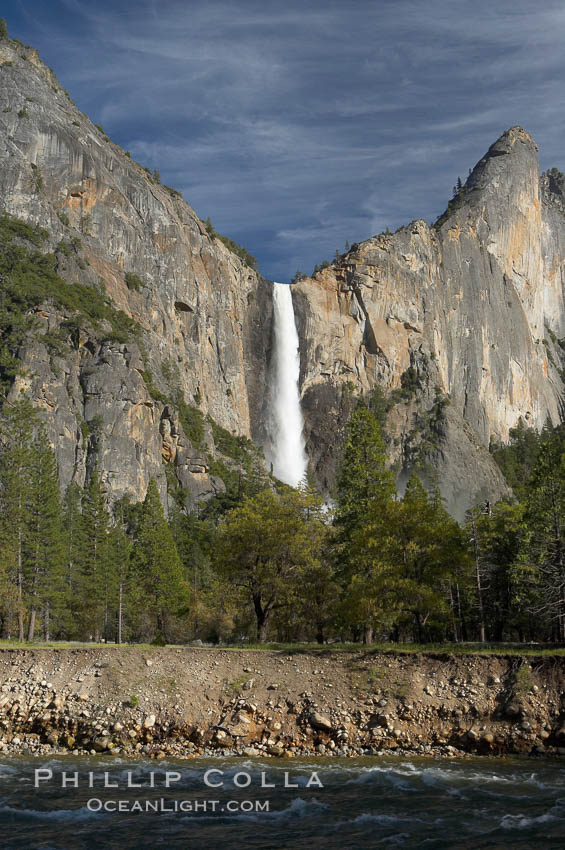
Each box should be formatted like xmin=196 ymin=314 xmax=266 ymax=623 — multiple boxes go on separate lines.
xmin=214 ymin=487 xmax=327 ymax=641
xmin=56 ymin=239 xmax=75 ymax=257
xmin=434 ymin=178 xmax=476 ymax=228
xmin=178 ymin=401 xmax=205 ymax=449
xmin=56 ymin=211 xmax=70 ymax=227
xmin=216 ymin=234 xmax=258 ymax=270
xmin=17 ymin=107 xmax=29 ymax=119
xmin=0 ymin=18 xmax=8 ymax=39
xmin=163 ymin=185 xmax=183 ymax=199
xmin=125 ymin=271 xmax=144 ymax=292
xmin=334 ymin=404 xmax=396 ymax=539
xmin=140 ymin=370 xmax=168 ymax=405
xmin=0 ymin=399 xmax=66 ymax=640
xmin=0 ymin=213 xmax=140 ymax=390
xmin=367 ymin=384 xmax=394 ymax=428
xmin=209 ymin=418 xmax=255 ymax=462
xmin=389 ymin=365 xmax=421 ymax=404
xmin=130 ymin=480 xmax=189 ymax=641
xmin=2 ymin=393 xmax=565 ymax=647
xmin=204 ymin=218 xmax=258 ymax=270
xmin=345 ymin=475 xmax=467 ymax=642
xmin=490 ymin=419 xmax=545 ymax=499
xmin=0 ymin=214 xmax=47 ymax=245
xmin=228 ymin=674 xmax=249 ymax=694
xmin=513 ymin=665 xmax=533 ymax=697
xmin=30 ymin=163 xmax=44 ymax=193
xmin=514 ymin=431 xmax=565 ymax=640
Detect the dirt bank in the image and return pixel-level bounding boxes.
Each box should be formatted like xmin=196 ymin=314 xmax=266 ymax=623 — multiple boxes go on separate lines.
xmin=0 ymin=648 xmax=563 ymax=759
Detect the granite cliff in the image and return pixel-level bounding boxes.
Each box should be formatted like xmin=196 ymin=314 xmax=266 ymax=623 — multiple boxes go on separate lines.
xmin=0 ymin=38 xmax=272 ymax=508
xmin=1 ymin=37 xmax=565 ymax=515
xmin=293 ymin=127 xmax=565 ymax=515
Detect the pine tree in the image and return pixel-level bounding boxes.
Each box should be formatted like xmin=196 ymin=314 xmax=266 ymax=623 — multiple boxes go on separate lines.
xmin=62 ymin=482 xmax=86 ymax=636
xmin=347 ymin=474 xmax=466 ymax=643
xmin=334 ymin=404 xmax=396 ymax=643
xmin=131 ymin=480 xmax=188 ymax=642
xmin=515 ymin=434 xmax=565 ymax=640
xmin=335 ymin=404 xmax=395 ymax=538
xmin=25 ymin=426 xmax=66 ymax=641
xmin=0 ymin=19 xmax=8 ymax=40
xmin=80 ymin=470 xmax=112 ymax=641
xmin=390 ymin=476 xmax=464 ymax=642
xmin=469 ymin=501 xmax=526 ymax=641
xmin=0 ymin=397 xmax=38 ymax=640
xmin=107 ymin=513 xmax=132 ymax=644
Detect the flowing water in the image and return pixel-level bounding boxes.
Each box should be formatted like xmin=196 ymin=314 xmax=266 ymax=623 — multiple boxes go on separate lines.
xmin=1 ymin=755 xmax=564 ymax=849
xmin=266 ymin=282 xmax=308 ymax=487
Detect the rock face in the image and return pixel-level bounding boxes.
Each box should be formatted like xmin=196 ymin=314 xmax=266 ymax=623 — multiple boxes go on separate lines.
xmin=293 ymin=127 xmax=565 ymax=515
xmin=0 ymin=39 xmax=272 ymax=504
xmin=2 ymin=37 xmax=565 ymax=515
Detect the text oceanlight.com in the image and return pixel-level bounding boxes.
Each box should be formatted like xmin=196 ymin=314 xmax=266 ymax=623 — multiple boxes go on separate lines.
xmin=86 ymin=798 xmax=270 ymax=813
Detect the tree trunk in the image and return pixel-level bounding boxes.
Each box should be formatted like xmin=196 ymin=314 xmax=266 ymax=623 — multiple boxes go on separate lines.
xmin=253 ymin=593 xmax=272 ymax=643
xmin=448 ymin=582 xmax=459 ymax=642
xmin=117 ymin=582 xmax=123 ymax=645
xmin=471 ymin=513 xmax=486 ymax=642
xmin=258 ymin=618 xmax=269 ymax=643
xmin=43 ymin=601 xmax=50 ymax=642
xmin=17 ymin=526 xmax=24 ymax=642
xmin=316 ymin=624 xmax=324 ymax=644
xmin=363 ymin=624 xmax=373 ymax=645
xmin=27 ymin=608 xmax=36 ymax=642
xmin=414 ymin=611 xmax=423 ymax=644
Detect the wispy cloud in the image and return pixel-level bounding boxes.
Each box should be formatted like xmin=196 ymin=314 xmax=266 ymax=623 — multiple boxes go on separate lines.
xmin=5 ymin=0 xmax=565 ymax=279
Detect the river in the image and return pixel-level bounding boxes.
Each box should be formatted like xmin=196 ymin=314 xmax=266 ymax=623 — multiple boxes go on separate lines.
xmin=0 ymin=755 xmax=564 ymax=848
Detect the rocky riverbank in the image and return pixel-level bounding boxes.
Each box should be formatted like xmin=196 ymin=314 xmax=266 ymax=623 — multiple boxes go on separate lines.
xmin=0 ymin=647 xmax=563 ymax=760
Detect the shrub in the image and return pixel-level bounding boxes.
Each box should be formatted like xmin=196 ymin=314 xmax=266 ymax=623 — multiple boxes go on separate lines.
xmin=140 ymin=370 xmax=168 ymax=405
xmin=125 ymin=271 xmax=144 ymax=292
xmin=0 ymin=212 xmax=141 ymax=390
xmin=30 ymin=163 xmax=44 ymax=192
xmin=178 ymin=401 xmax=205 ymax=449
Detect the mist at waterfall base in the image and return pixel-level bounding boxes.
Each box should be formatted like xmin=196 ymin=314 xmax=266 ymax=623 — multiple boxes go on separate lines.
xmin=2 ymin=756 xmax=565 ymax=849
xmin=265 ymin=283 xmax=308 ymax=488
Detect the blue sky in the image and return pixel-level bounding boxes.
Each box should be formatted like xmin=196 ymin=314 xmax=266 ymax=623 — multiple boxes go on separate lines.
xmin=3 ymin=0 xmax=565 ymax=281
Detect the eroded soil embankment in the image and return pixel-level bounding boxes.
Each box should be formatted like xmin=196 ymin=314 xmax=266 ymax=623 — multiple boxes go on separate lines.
xmin=0 ymin=648 xmax=564 ymax=759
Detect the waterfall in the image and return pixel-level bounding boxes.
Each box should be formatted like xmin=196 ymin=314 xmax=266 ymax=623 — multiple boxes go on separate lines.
xmin=266 ymin=282 xmax=308 ymax=487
